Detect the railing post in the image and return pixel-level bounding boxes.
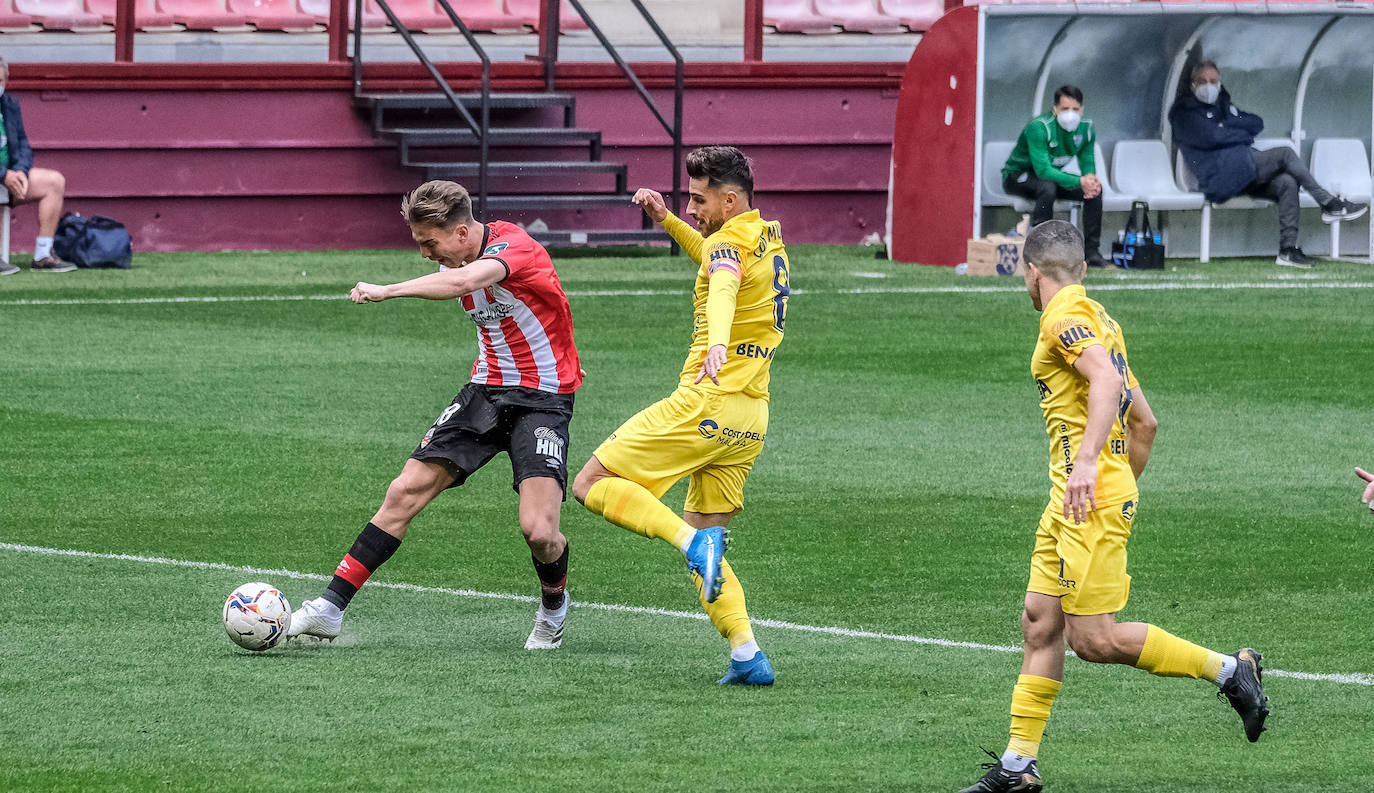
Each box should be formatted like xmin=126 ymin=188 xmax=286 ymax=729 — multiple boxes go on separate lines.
xmin=743 ymin=0 xmax=763 ymax=63
xmin=329 ymin=0 xmax=349 ymax=63
xmin=539 ymin=0 xmax=560 ymax=92
xmin=114 ymin=0 xmax=134 ymax=62
xmin=351 ymin=0 xmax=364 ymax=93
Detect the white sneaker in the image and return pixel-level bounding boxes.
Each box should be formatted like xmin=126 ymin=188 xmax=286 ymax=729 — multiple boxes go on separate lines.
xmin=286 ymin=597 xmax=343 ymax=640
xmin=524 ymin=592 xmax=568 ymax=650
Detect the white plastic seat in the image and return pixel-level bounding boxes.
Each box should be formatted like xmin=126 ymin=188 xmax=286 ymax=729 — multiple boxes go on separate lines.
xmin=982 ymin=140 xmax=1080 ymax=225
xmin=1177 ymin=138 xmax=1299 ymax=262
xmin=1310 ymin=138 xmax=1372 ymax=259
xmin=1093 ymin=143 xmax=1135 ymax=212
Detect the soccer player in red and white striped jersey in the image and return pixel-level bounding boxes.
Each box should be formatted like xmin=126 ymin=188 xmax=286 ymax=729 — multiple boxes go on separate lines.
xmin=288 ymin=181 xmax=581 ymax=650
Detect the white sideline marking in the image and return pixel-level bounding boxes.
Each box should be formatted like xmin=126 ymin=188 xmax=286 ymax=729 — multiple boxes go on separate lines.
xmin=3 ymin=541 xmax=1370 ymax=686
xmin=4 ymin=280 xmax=1374 ymax=307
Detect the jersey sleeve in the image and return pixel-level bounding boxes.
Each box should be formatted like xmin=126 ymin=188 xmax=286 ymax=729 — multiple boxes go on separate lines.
xmin=1043 ymin=304 xmax=1104 ymax=368
xmin=476 ymin=237 xmax=532 ymax=284
xmin=703 ymin=231 xmax=746 ymax=280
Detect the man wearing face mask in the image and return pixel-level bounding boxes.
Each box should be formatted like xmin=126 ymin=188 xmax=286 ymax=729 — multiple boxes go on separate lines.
xmin=0 ymin=57 xmax=75 ymax=275
xmin=1170 ymin=59 xmax=1367 ymax=269
xmin=1002 ymin=85 xmax=1106 ymax=268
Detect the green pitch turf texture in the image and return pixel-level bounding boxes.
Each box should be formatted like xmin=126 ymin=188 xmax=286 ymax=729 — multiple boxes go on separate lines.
xmin=2 ymin=249 xmax=1371 ymax=793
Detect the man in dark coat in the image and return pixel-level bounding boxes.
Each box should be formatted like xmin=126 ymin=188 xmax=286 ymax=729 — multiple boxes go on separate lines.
xmin=0 ymin=57 xmax=75 ymax=275
xmin=1169 ymin=59 xmax=1367 ymax=268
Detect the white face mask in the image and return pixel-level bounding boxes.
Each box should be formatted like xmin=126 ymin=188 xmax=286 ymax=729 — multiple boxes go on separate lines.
xmin=1056 ymin=110 xmax=1081 ymax=133
xmin=1194 ymin=83 xmax=1220 ymax=105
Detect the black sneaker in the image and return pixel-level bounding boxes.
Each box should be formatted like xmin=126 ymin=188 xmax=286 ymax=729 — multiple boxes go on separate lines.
xmin=1276 ymin=247 xmax=1315 ymax=269
xmin=31 ymin=255 xmax=77 ymax=273
xmin=959 ymin=750 xmax=1043 ymax=793
xmin=1321 ymin=197 xmax=1369 ymax=223
xmin=1219 ymin=648 xmax=1269 ymax=743
xmin=1085 ymin=252 xmax=1109 ymax=269
xmin=0 ymin=258 xmax=18 ymax=276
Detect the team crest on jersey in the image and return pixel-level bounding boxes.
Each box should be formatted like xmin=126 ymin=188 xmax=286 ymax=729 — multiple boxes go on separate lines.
xmin=697 ymin=419 xmax=719 ymax=439
xmin=483 ymin=242 xmax=509 ymax=256
xmin=1121 ymin=500 xmax=1136 ymax=522
xmin=1072 ymin=134 xmax=1083 ymax=147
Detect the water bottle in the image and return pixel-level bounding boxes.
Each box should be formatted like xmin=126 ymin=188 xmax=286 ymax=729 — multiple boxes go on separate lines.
xmin=1117 ymin=229 xmax=1125 ymax=243
xmin=1153 ymin=232 xmax=1162 ymax=245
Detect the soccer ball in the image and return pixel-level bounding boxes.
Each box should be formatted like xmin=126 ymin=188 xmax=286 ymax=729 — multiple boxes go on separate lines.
xmin=222 ymin=582 xmax=292 ymax=651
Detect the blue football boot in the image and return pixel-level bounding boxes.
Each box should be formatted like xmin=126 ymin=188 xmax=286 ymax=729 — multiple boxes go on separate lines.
xmin=685 ymin=525 xmax=728 ymax=602
xmin=717 ymin=650 xmax=775 ymax=686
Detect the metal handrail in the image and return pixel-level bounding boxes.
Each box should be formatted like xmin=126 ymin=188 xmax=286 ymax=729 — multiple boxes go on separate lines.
xmin=351 ymin=0 xmax=492 ymax=219
xmin=563 ymin=0 xmax=685 ymax=222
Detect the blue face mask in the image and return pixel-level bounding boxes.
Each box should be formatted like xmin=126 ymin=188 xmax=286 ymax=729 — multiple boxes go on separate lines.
xmin=1194 ymin=83 xmax=1220 ymax=105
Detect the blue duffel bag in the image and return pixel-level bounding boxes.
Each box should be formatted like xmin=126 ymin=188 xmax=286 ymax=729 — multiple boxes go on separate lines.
xmin=53 ymin=212 xmax=133 ymax=269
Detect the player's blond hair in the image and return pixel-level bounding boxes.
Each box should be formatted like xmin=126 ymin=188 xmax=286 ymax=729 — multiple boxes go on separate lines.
xmin=1024 ymin=220 xmax=1085 ymax=283
xmin=401 ymin=180 xmax=474 ymax=229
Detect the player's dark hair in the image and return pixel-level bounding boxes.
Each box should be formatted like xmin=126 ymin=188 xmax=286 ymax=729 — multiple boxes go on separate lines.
xmin=1024 ymin=220 xmax=1085 ymax=283
xmin=401 ymin=180 xmax=474 ymax=229
xmin=686 ymin=146 xmax=754 ymax=205
xmin=1053 ymin=85 xmax=1083 ymax=106
xmin=1191 ymin=59 xmax=1220 ymax=84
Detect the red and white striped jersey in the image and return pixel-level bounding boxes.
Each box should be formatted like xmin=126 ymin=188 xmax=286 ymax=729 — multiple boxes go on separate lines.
xmin=455 ymin=221 xmax=581 ymax=394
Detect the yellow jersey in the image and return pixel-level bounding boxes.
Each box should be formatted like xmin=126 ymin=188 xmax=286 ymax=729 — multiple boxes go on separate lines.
xmin=664 ymin=209 xmax=789 ymax=400
xmin=1031 ymin=284 xmax=1139 ymax=513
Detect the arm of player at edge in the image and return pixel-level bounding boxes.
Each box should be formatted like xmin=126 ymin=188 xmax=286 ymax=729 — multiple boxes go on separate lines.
xmin=1065 ymin=344 xmax=1125 ymax=524
xmin=632 ymin=188 xmax=705 ymax=264
xmin=350 ymin=258 xmax=507 ymax=303
xmin=1356 ymin=466 xmax=1374 ymax=511
xmin=695 ymin=258 xmax=741 ymax=385
xmin=1124 ymin=385 xmax=1157 ymax=481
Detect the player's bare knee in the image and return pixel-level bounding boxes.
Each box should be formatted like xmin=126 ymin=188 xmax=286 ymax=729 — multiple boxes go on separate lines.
xmin=1066 ymin=630 xmax=1114 ymax=664
xmin=383 ymin=473 xmax=434 ymax=514
xmin=1021 ymin=609 xmax=1059 ymax=649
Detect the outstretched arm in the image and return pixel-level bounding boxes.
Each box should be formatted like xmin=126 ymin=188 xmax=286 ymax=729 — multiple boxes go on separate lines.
xmin=633 ymin=188 xmax=705 ymax=263
xmin=350 ymin=258 xmax=507 ymax=303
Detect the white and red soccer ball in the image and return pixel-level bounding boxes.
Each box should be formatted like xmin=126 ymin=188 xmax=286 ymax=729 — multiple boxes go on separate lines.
xmin=222 ymin=582 xmax=292 ymax=651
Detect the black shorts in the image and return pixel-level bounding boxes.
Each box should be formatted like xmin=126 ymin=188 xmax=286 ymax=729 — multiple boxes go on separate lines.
xmin=411 ymin=383 xmax=575 ymax=496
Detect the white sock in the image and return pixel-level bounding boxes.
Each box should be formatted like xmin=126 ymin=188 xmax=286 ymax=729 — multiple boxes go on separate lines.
xmin=999 ymin=751 xmax=1034 ymax=772
xmin=544 ymin=591 xmax=569 ymax=622
xmin=1214 ymin=654 xmax=1238 ymax=687
xmin=313 ymin=598 xmax=342 ymax=618
xmin=33 ymin=236 xmax=53 ymax=260
xmin=731 ymin=639 xmax=760 ymax=662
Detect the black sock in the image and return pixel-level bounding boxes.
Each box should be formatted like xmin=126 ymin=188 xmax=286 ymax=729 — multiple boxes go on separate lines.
xmin=532 ymin=541 xmax=569 ymax=610
xmin=323 ymin=522 xmax=402 ymax=610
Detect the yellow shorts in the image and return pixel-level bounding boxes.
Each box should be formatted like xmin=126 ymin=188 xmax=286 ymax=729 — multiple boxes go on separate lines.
xmin=593 ymin=385 xmax=768 ymax=514
xmin=1027 ymin=499 xmax=1137 ymax=615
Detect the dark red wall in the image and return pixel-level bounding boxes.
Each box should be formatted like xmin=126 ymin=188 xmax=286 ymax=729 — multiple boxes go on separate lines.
xmin=9 ymin=68 xmax=901 ymax=252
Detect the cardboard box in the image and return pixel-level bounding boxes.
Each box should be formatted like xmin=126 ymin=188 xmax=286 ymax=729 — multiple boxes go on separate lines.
xmin=966 ymin=233 xmax=1026 ymax=276
xmin=965 ymin=214 xmax=1029 ymax=276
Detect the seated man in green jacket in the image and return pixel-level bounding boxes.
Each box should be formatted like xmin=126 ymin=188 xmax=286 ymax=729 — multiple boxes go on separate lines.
xmin=1002 ymin=85 xmax=1105 ymax=267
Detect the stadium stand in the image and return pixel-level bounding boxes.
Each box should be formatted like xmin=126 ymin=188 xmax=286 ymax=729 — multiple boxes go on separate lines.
xmin=424 ymin=0 xmax=525 ymax=33
xmin=1308 ymin=138 xmax=1372 ymax=258
xmin=224 ymin=0 xmax=319 ymax=31
xmin=813 ymin=0 xmax=904 ymax=34
xmin=15 ymin=0 xmax=105 ymax=30
xmin=297 ymin=0 xmax=387 ymax=28
xmin=154 ymin=0 xmax=250 ymax=31
xmin=504 ymin=0 xmax=586 ymax=30
xmin=0 ymin=0 xmax=34 ymax=31
xmin=763 ymin=0 xmax=839 ymax=34
xmin=87 ymin=0 xmax=178 ymax=29
xmin=877 ymin=0 xmax=941 ymax=32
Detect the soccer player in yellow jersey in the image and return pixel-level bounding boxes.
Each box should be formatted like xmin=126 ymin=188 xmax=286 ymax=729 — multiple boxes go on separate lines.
xmin=960 ymin=221 xmax=1269 ymax=793
xmin=571 ymin=146 xmax=787 ymax=685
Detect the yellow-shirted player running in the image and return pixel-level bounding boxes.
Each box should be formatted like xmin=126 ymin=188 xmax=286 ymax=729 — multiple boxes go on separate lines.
xmin=960 ymin=220 xmax=1270 ymax=793
xmin=572 ymin=146 xmax=786 ymax=685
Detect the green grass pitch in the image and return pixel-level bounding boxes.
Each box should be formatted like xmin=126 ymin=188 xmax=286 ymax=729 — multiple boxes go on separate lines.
xmin=1 ymin=248 xmax=1371 ymax=792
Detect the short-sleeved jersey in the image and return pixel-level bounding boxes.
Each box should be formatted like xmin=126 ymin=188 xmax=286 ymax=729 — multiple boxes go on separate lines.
xmin=454 ymin=221 xmax=582 ymax=394
xmin=678 ymin=209 xmax=789 ymax=400
xmin=1032 ymin=284 xmax=1139 ymax=512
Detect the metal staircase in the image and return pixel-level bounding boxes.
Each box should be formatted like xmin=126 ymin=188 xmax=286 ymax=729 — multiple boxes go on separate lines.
xmin=351 ymin=0 xmax=683 ymax=247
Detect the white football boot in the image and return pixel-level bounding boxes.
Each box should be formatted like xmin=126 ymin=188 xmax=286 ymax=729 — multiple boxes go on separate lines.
xmin=524 ymin=592 xmax=569 ymax=650
xmin=286 ymin=597 xmax=343 ymax=640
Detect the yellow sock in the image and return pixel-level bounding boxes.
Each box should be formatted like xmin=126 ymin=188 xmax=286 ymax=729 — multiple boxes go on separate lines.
xmin=695 ymin=559 xmax=754 ymax=647
xmin=1007 ymin=674 xmax=1061 ymax=759
xmin=1135 ymin=624 xmax=1224 ymax=681
xmin=584 ymin=477 xmax=694 ymax=549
